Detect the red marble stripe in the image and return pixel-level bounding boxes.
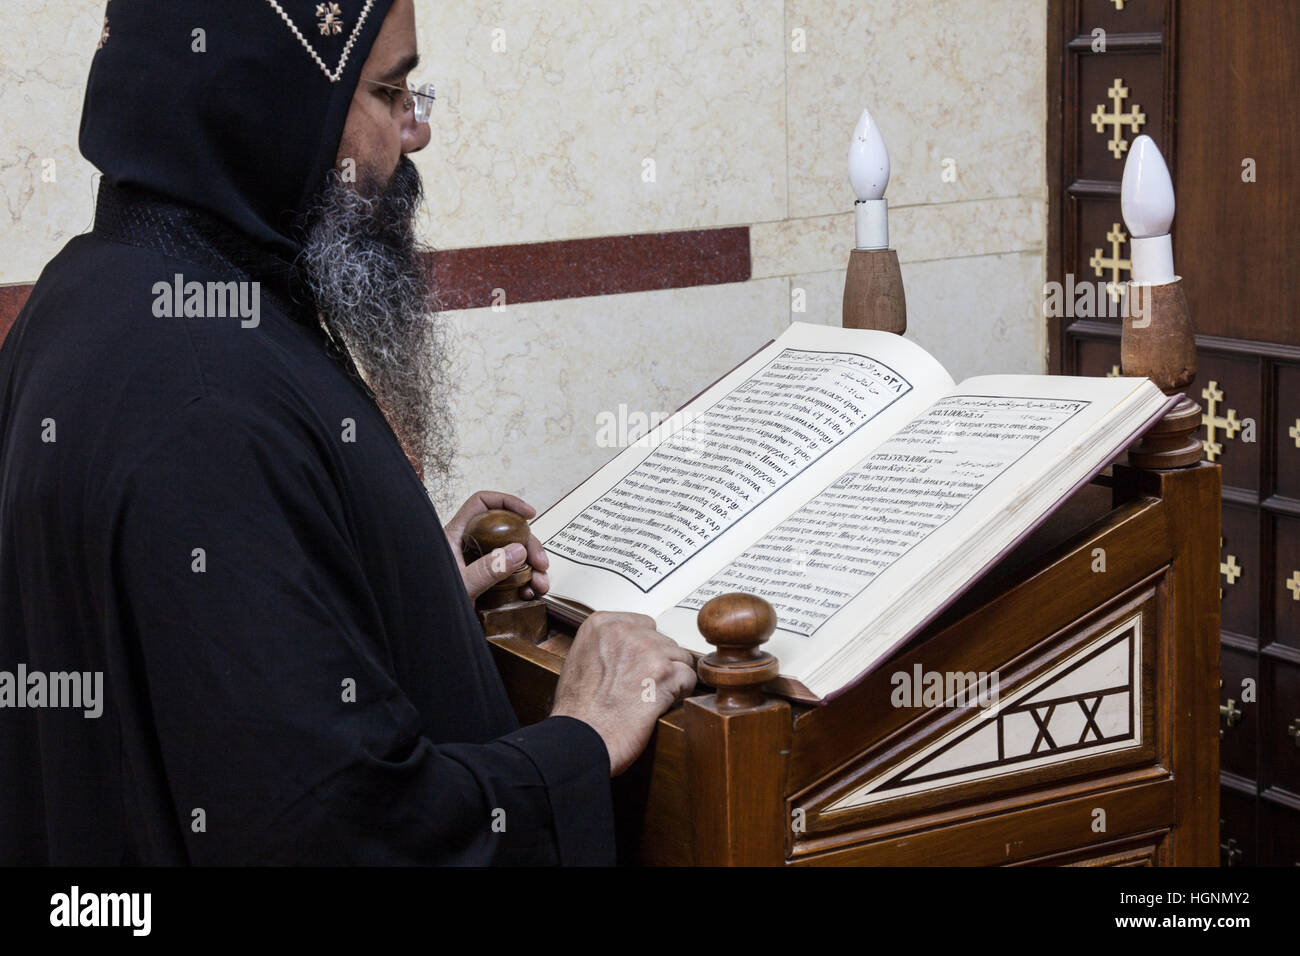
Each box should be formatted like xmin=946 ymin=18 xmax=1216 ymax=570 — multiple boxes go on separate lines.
xmin=426 ymin=226 xmax=752 ymax=311
xmin=0 ymin=226 xmax=752 ymax=345
xmin=0 ymin=285 xmax=32 ymax=348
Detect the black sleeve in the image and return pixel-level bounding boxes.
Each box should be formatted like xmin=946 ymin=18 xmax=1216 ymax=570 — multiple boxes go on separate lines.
xmin=112 ymin=394 xmax=613 ymax=865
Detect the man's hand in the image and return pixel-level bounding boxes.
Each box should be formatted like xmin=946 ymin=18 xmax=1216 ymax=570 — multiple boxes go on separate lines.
xmin=443 ymin=490 xmax=550 ymax=602
xmin=550 ymin=612 xmax=697 ymax=777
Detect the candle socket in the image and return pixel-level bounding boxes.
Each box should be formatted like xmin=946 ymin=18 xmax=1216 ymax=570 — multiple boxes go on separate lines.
xmin=842 ymin=248 xmax=906 ymax=334
xmin=854 ymin=199 xmax=889 ymax=250
xmin=1129 ymin=234 xmax=1175 ymax=286
xmin=1121 ymin=277 xmax=1203 ymax=469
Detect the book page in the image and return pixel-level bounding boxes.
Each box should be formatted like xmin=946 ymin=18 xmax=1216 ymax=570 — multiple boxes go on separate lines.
xmin=531 ymin=323 xmax=956 ymax=618
xmin=655 ymin=374 xmax=1168 ymax=694
xmin=673 ymin=394 xmax=1089 ymax=635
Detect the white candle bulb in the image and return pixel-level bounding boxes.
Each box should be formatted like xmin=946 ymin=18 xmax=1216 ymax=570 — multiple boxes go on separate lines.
xmin=1121 ymin=134 xmax=1176 ymax=284
xmin=848 ymin=108 xmax=890 ymax=249
xmin=848 ymin=108 xmax=890 ymax=200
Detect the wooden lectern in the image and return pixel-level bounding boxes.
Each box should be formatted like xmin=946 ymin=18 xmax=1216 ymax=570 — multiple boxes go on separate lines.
xmin=463 ymin=270 xmax=1221 ymax=866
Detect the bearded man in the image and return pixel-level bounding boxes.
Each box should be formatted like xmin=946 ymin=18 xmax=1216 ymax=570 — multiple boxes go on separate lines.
xmin=0 ymin=0 xmax=696 ymax=865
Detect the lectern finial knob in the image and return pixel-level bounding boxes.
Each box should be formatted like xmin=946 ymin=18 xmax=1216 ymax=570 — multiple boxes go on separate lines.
xmin=462 ymin=509 xmax=534 ymax=609
xmin=696 ymin=592 xmax=781 ymax=709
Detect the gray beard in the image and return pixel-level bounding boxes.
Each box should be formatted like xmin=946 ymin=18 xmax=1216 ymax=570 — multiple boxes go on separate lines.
xmin=297 ymin=156 xmax=457 ymax=493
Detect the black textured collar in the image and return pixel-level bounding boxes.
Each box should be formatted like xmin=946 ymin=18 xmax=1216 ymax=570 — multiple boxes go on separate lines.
xmin=91 ymin=179 xmax=316 ymax=327
xmin=91 ymin=179 xmax=377 ymax=401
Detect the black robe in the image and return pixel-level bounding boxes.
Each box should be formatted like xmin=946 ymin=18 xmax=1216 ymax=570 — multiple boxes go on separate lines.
xmin=0 ymin=0 xmax=614 ymax=866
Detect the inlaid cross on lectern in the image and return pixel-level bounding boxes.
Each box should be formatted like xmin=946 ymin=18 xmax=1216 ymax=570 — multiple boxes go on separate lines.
xmin=1200 ymin=381 xmax=1242 ymax=462
xmin=1091 ymin=79 xmax=1146 ymax=159
xmin=1289 ymin=419 xmax=1300 ymax=449
xmin=1286 ymin=571 xmax=1300 ymax=603
xmin=1089 ymin=223 xmax=1131 ymax=301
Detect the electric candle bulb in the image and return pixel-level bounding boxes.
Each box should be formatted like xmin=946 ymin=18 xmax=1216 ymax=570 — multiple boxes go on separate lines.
xmin=848 ymin=108 xmax=890 ymax=249
xmin=1121 ymin=134 xmax=1176 ymax=284
xmin=849 ymin=108 xmax=890 ymax=201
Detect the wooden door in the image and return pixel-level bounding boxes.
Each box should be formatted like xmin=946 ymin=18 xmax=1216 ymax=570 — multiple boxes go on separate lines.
xmin=1047 ymin=0 xmax=1300 ymax=865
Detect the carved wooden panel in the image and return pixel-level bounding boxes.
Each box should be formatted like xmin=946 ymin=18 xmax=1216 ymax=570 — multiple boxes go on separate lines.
xmin=1080 ymin=0 xmax=1166 ymax=36
xmin=1218 ymin=785 xmax=1254 ymax=866
xmin=1078 ymin=55 xmax=1164 ymax=181
xmin=1217 ymin=644 xmax=1256 ymax=779
xmin=1273 ymin=514 xmax=1300 ymax=653
xmin=1262 ymin=659 xmax=1300 ymax=800
xmin=1174 ymin=1 xmax=1299 ymax=347
xmin=1194 ymin=353 xmax=1260 ymax=490
xmin=824 ymin=613 xmax=1146 ymax=813
xmin=793 ymin=585 xmax=1161 ymax=850
xmin=1219 ymin=503 xmax=1258 ymax=640
xmin=1075 ymin=334 xmax=1122 ymax=379
xmin=1274 ymin=364 xmax=1300 ymax=501
xmin=1260 ymin=799 xmax=1300 ymax=867
xmin=1017 ymin=830 xmax=1167 ymax=867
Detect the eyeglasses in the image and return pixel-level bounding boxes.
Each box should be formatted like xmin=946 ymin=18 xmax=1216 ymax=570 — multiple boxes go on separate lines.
xmin=364 ymin=79 xmax=437 ymax=124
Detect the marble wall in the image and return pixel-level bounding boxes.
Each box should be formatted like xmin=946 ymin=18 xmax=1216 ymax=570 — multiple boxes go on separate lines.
xmin=0 ymin=0 xmax=1048 ymax=515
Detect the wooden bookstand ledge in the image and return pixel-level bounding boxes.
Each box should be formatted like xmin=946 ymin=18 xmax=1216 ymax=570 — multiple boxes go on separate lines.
xmin=463 ymin=274 xmax=1219 ymax=867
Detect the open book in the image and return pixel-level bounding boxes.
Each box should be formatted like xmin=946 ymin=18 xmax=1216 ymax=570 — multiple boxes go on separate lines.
xmin=531 ymin=322 xmax=1174 ymax=703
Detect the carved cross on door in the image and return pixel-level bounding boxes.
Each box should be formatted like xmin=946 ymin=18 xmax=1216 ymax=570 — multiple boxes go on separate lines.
xmin=1201 ymin=381 xmax=1242 ymax=462
xmin=1091 ymin=78 xmax=1147 ymax=159
xmin=1220 ymin=536 xmax=1243 ymax=600
xmin=1089 ymin=223 xmax=1131 ymax=301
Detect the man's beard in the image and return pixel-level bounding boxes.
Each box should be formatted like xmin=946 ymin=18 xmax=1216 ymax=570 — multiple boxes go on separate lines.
xmin=297 ymin=155 xmax=457 ymax=492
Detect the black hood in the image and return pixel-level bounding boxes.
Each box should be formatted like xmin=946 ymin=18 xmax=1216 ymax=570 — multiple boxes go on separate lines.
xmin=79 ymin=0 xmax=396 ymax=260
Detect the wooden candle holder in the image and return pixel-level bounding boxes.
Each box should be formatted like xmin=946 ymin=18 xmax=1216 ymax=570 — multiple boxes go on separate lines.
xmin=842 ymin=248 xmax=907 ymax=334
xmin=1121 ymin=278 xmax=1203 ymax=469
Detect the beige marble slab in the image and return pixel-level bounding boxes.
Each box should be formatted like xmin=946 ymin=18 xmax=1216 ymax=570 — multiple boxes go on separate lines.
xmin=785 ymin=0 xmax=1047 ymax=215
xmin=412 ymin=0 xmax=788 ymax=250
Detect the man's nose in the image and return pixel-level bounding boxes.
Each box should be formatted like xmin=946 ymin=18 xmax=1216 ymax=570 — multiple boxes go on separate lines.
xmin=403 ymin=117 xmax=431 ymax=153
